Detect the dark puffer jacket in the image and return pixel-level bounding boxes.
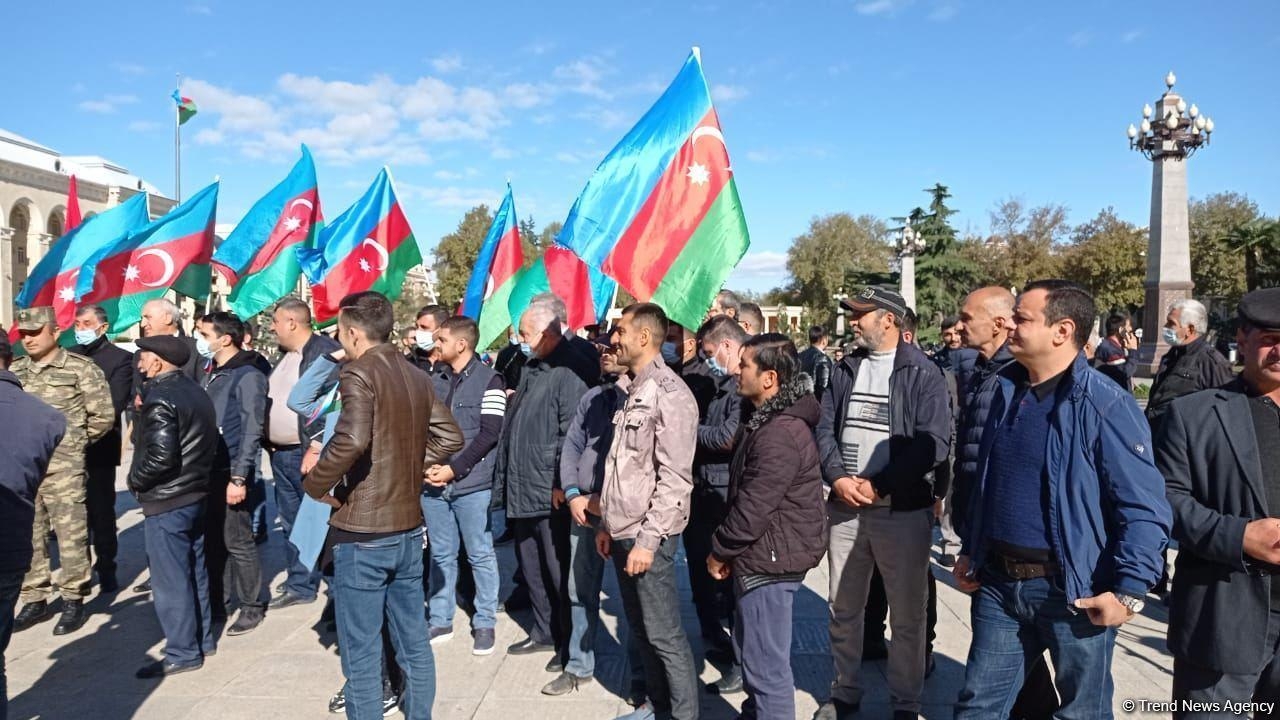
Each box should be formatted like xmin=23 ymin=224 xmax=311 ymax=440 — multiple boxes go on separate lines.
xmin=1145 ymin=336 xmax=1234 ymax=427
xmin=128 ymin=370 xmax=218 ymax=516
xmin=951 ymin=342 xmax=1015 ymax=538
xmin=712 ymin=375 xmax=827 ymax=576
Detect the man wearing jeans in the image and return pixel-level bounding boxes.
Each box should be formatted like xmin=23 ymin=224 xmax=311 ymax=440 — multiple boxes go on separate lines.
xmin=304 ymin=291 xmax=463 ymax=720
xmin=266 ymin=298 xmax=338 ymax=610
xmin=0 ymin=335 xmax=64 ymax=720
xmin=598 ymin=303 xmax=699 ymax=720
xmin=953 ymin=280 xmax=1170 ymax=719
xmin=422 ymin=316 xmax=505 ymax=655
xmin=814 ymin=287 xmax=951 ymax=720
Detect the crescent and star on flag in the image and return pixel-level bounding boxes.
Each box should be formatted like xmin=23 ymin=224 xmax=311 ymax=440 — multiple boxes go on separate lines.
xmin=357 ymin=238 xmax=390 ymax=274
xmin=685 ymin=125 xmax=731 ymax=187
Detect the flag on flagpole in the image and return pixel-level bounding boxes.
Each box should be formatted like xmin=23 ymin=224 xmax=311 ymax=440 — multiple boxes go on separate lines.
xmin=75 ymin=182 xmax=218 ymax=336
xmin=214 ymin=146 xmax=322 ymax=318
xmin=66 ymin=175 xmax=82 ymax=232
xmin=172 ymin=90 xmax=198 ymax=125
xmin=297 ymin=168 xmax=421 ymax=325
xmin=506 ymin=244 xmax=616 ymax=333
xmin=555 ymin=48 xmax=750 ymax=331
xmin=465 ymin=187 xmax=526 ymax=349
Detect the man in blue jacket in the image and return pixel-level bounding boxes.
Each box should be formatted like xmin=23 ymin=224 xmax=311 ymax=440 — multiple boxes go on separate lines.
xmin=954 ymin=280 xmax=1171 ymax=719
xmin=0 ymin=336 xmax=65 ymax=719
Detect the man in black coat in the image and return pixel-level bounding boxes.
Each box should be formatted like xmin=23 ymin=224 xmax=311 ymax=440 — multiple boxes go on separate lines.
xmin=70 ymin=305 xmax=133 ymax=593
xmin=1157 ymin=287 xmax=1280 ymax=713
xmin=1147 ymin=297 xmax=1235 ymax=427
xmin=129 ymin=336 xmax=219 ymax=679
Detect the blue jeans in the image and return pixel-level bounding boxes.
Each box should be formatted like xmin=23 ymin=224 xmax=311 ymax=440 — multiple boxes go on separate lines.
xmin=566 ymin=519 xmax=605 ymax=677
xmin=0 ymin=569 xmax=23 ymax=720
xmin=421 ymin=488 xmax=498 ymax=631
xmin=270 ymin=446 xmax=320 ymax=599
xmin=955 ymin=568 xmax=1117 ymax=720
xmin=735 ymin=580 xmax=800 ymax=720
xmin=333 ymin=529 xmax=435 ymax=720
xmin=145 ymin=501 xmax=215 ymax=665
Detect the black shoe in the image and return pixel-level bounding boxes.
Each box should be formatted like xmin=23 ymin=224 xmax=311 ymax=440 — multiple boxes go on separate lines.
xmin=705 ymin=644 xmax=736 ymax=665
xmin=707 ymin=665 xmax=743 ymax=695
xmin=541 ymin=671 xmax=593 ymax=696
xmin=133 ymin=579 xmax=151 ymax=593
xmin=98 ymin=572 xmax=120 ymax=594
xmin=53 ymin=600 xmax=86 ymax=635
xmin=227 ymin=608 xmax=265 ymax=636
xmin=321 ymin=597 xmax=336 ymax=621
xmin=13 ymin=601 xmax=54 ymax=632
xmin=136 ymin=659 xmax=202 ymax=678
xmin=545 ymin=654 xmax=566 ymax=673
xmin=275 ymin=581 xmax=287 ymax=595
xmin=381 ymin=689 xmax=400 ymax=717
xmin=626 ymin=686 xmax=647 ymax=707
xmin=939 ymin=553 xmax=957 ymax=568
xmin=269 ymin=592 xmax=316 ymax=610
xmin=862 ymin=638 xmax=888 ymax=661
xmin=813 ymin=699 xmax=859 ymax=720
xmin=507 ymin=637 xmax=555 ymax=655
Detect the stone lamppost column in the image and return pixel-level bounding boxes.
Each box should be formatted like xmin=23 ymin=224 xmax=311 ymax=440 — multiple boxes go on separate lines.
xmin=1127 ymin=71 xmax=1213 ymax=375
xmin=896 ymin=222 xmax=926 ymax=312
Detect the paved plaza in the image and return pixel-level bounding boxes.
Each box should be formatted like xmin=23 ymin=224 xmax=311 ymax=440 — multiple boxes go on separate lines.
xmin=4 ymin=465 xmax=1177 ymax=720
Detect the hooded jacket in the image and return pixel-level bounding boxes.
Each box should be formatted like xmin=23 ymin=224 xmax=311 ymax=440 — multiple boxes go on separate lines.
xmin=202 ymin=349 xmax=268 ymax=479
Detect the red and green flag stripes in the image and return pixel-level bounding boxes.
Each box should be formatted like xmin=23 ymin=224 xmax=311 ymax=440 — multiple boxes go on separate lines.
xmin=172 ymin=90 xmax=197 ymax=125
xmin=297 ymin=168 xmax=421 ymax=325
xmin=214 ymin=146 xmax=322 ymax=319
xmin=506 ymin=245 xmax=616 ymax=333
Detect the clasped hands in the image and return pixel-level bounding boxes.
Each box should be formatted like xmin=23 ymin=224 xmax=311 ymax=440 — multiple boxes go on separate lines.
xmin=831 ymin=476 xmax=881 ymax=508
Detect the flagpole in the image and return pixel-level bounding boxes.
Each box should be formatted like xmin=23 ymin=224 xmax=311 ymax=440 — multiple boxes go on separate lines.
xmin=175 ymin=72 xmax=182 ymax=203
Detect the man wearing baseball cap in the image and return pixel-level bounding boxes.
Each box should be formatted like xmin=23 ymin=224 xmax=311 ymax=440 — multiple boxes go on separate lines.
xmin=815 ymin=287 xmax=951 ymax=720
xmin=1157 ymin=287 xmax=1280 ymax=711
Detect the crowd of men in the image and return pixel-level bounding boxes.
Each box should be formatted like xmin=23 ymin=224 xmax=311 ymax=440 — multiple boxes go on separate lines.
xmin=0 ymin=279 xmax=1278 ymax=720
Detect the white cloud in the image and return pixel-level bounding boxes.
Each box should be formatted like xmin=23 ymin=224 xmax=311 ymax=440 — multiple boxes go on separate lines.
xmin=711 ymin=84 xmax=749 ymax=103
xmin=128 ymin=120 xmax=163 ymax=133
xmin=729 ymin=251 xmax=789 ymax=282
xmin=524 ymin=41 xmax=556 ymax=56
xmin=855 ymin=0 xmax=911 ymax=16
xmin=433 ymin=169 xmax=462 ymax=181
xmin=1121 ymin=28 xmax=1143 ymax=43
xmin=1068 ymin=30 xmax=1092 ymax=47
xmin=490 ymin=146 xmax=516 ymax=160
xmin=928 ymin=2 xmax=959 ymax=21
xmin=554 ymin=57 xmax=613 ymax=100
xmin=399 ymin=183 xmax=501 ymax=210
xmin=555 ymin=151 xmax=586 ymax=164
xmin=503 ymin=83 xmax=547 ymax=109
xmin=575 ymin=107 xmax=629 ymax=129
xmin=186 ymin=3 xmax=212 ymax=14
xmin=114 ymin=62 xmax=148 ymax=76
xmin=745 ymin=150 xmax=775 ymax=163
xmin=430 ymin=54 xmax=463 ymax=74
xmin=77 ymin=94 xmax=138 ymax=114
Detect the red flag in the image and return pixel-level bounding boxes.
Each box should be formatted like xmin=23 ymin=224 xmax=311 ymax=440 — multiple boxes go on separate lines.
xmin=66 ymin=175 xmax=82 ymax=232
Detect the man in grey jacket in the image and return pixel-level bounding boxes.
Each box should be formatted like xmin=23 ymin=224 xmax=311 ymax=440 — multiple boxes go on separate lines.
xmin=598 ymin=303 xmax=699 ymax=720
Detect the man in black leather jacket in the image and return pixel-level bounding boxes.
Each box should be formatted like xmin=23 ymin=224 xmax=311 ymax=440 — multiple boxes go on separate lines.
xmin=128 ymin=336 xmax=219 ymax=679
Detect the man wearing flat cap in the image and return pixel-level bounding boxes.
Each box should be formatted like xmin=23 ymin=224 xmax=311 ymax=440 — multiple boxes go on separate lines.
xmin=129 ymin=335 xmax=220 ymax=678
xmin=10 ymin=307 xmax=114 ymax=637
xmin=1157 ymin=287 xmax=1280 ymax=714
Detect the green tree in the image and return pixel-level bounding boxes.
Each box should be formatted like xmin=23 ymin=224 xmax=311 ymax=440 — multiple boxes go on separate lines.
xmin=981 ymin=198 xmax=1068 ymax=289
xmin=1058 ymin=207 xmax=1146 ymax=312
xmin=1189 ymin=192 xmax=1259 ymax=306
xmin=1223 ymin=218 xmax=1280 ymax=292
xmin=432 ymin=205 xmax=494 ymax=309
xmin=912 ymin=183 xmax=985 ymax=333
xmin=784 ymin=212 xmax=892 ymax=328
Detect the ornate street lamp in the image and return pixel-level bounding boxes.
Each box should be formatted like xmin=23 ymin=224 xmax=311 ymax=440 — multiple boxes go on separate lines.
xmin=896 ymin=221 xmax=926 ymax=312
xmin=1127 ymin=71 xmax=1212 ymax=159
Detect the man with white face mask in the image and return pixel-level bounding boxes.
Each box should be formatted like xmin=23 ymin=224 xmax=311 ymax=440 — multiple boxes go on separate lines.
xmin=409 ymin=305 xmax=449 ymax=373
xmin=1146 ymin=298 xmax=1235 ymax=427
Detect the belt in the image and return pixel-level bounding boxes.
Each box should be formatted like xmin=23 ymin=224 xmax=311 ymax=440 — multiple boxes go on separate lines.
xmin=265 ymin=442 xmax=303 ymax=452
xmin=991 ymin=553 xmax=1059 ymax=581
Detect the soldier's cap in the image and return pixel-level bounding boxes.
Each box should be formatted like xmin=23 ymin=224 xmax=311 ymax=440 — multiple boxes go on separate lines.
xmin=136 ymin=335 xmax=191 ymax=368
xmin=15 ymin=306 xmax=56 ymax=331
xmin=841 ymin=286 xmax=910 ymax=318
xmin=1238 ymin=287 xmax=1280 ymax=331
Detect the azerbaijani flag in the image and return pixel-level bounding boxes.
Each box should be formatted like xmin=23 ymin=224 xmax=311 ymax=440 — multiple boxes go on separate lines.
xmin=556 ymin=48 xmax=750 ymax=331
xmin=15 ymin=192 xmax=151 ymax=329
xmin=66 ymin=175 xmax=82 ymax=231
xmin=297 ymin=168 xmax=421 ymax=325
xmin=76 ymin=182 xmax=218 ymax=336
xmin=172 ymin=90 xmax=197 ymax=125
xmin=466 ymin=187 xmax=526 ymax=349
xmin=215 ymin=146 xmax=322 ymax=319
xmin=506 ymin=244 xmax=616 ymax=332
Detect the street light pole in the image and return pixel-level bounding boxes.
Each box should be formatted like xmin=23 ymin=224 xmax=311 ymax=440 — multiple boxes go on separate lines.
xmin=1127 ymin=71 xmax=1213 ymax=375
xmin=896 ymin=221 xmax=926 ymax=312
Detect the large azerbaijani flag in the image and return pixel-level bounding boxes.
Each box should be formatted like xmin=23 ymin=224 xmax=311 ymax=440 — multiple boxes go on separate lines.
xmin=75 ymin=182 xmax=218 ymax=336
xmin=214 ymin=146 xmax=321 ymax=319
xmin=465 ymin=186 xmax=525 ymax=349
xmin=15 ymin=192 xmax=151 ymax=329
xmin=556 ymin=48 xmax=749 ymax=331
xmin=297 ymin=168 xmax=421 ymax=325
xmin=506 ymin=244 xmax=616 ymax=333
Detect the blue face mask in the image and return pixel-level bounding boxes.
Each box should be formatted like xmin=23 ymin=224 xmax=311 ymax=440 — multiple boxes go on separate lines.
xmin=415 ymin=330 xmax=435 ymax=352
xmin=1162 ymin=327 xmax=1179 ymax=346
xmin=661 ymin=341 xmax=681 ymax=365
xmin=74 ymin=329 xmax=99 ymax=346
xmin=195 ymin=335 xmax=216 ymax=359
xmin=705 ymin=352 xmax=726 ymax=377
xmin=520 ymin=342 xmax=536 ymax=359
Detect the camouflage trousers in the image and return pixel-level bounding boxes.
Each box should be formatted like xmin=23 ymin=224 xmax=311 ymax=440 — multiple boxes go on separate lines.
xmin=21 ymin=470 xmax=91 ymax=603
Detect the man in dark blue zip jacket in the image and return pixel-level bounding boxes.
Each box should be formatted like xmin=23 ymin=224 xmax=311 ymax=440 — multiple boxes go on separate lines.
xmin=198 ymin=312 xmax=269 ymax=636
xmin=954 ymin=280 xmax=1171 ymax=719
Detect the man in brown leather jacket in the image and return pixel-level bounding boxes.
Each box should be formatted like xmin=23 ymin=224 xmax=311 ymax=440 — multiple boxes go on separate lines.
xmin=303 ymin=291 xmax=463 ymax=720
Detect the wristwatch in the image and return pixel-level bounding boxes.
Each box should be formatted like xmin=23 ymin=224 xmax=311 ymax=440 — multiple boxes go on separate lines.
xmin=230 ymin=476 xmax=247 ymax=488
xmin=1115 ymin=592 xmax=1145 ymax=616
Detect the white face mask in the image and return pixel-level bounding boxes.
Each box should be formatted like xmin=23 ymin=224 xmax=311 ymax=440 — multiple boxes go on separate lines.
xmin=74 ymin=328 xmax=100 ymax=346
xmin=415 ymin=330 xmax=435 ymax=352
xmin=1162 ymin=327 xmax=1180 ymax=346
xmin=195 ymin=335 xmax=216 ymax=359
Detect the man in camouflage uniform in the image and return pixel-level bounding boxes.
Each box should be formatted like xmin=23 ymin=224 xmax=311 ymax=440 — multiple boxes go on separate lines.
xmin=10 ymin=307 xmax=114 ymax=635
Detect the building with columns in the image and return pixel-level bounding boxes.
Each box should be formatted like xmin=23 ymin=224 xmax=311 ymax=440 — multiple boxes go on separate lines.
xmin=1 ymin=128 xmax=176 ymax=329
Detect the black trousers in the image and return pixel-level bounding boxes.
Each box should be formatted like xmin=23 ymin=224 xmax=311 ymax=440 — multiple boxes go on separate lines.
xmin=203 ymin=474 xmax=267 ymax=614
xmin=85 ymin=463 xmax=119 ymax=577
xmin=513 ymin=514 xmax=570 ymax=648
xmin=683 ymin=488 xmax=734 ymax=650
xmin=1172 ymin=608 xmax=1280 ymax=719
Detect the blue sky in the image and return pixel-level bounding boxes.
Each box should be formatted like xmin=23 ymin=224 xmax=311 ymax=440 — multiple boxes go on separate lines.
xmin=6 ymin=1 xmax=1279 ymax=292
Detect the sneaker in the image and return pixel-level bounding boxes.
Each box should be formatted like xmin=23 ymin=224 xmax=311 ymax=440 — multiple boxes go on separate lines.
xmin=472 ymin=628 xmax=496 ymax=656
xmin=615 ymin=703 xmax=657 ymax=720
xmin=429 ymin=626 xmax=454 ymax=645
xmin=381 ymin=689 xmax=400 ymax=717
xmin=328 ymin=688 xmax=346 ymax=714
